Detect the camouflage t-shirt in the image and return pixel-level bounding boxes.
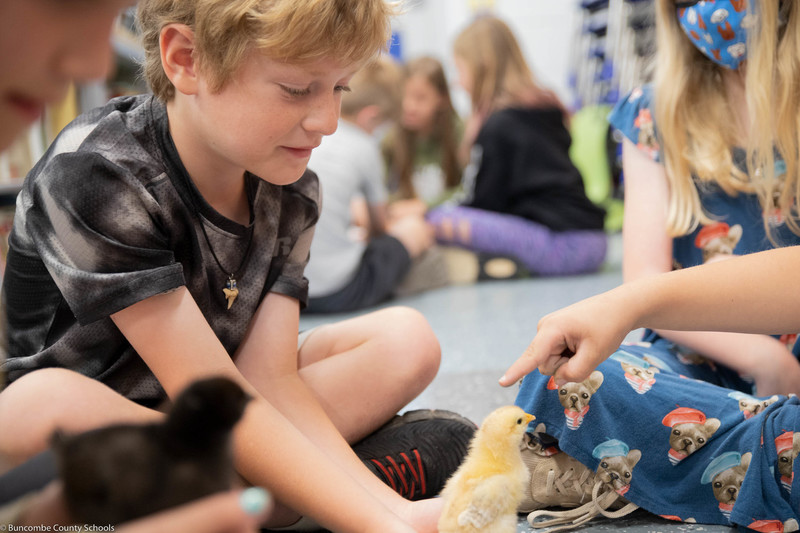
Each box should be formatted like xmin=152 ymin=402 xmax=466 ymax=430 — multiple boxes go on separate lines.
xmin=1 ymin=95 xmax=319 ymax=404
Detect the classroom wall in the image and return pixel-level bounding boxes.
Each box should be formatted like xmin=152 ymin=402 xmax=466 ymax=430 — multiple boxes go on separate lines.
xmin=391 ymin=0 xmax=579 ymax=114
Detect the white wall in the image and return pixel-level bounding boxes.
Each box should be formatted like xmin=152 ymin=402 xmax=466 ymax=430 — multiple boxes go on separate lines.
xmin=391 ymin=0 xmax=580 ymax=114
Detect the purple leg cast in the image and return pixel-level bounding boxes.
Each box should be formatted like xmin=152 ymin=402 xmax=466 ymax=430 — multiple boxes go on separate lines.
xmin=427 ymin=205 xmax=607 ymax=276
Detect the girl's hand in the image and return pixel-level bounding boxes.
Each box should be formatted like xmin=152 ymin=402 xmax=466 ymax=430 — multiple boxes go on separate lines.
xmin=499 ymin=288 xmax=638 ymax=387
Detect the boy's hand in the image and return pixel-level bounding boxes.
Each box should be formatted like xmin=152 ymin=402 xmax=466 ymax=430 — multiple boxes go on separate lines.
xmin=499 ymin=289 xmax=636 ymax=387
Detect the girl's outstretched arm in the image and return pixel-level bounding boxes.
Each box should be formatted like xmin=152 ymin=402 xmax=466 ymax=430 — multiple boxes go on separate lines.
xmin=621 ymin=137 xmax=800 ymax=396
xmin=500 ymin=246 xmax=800 ymax=387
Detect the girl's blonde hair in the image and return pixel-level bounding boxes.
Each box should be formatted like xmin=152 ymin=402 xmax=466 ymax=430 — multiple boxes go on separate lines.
xmin=137 ymin=0 xmax=396 ymax=101
xmin=452 ymin=15 xmax=566 ymax=115
xmin=390 ymin=56 xmax=462 ymax=199
xmin=655 ymin=0 xmax=800 ymax=238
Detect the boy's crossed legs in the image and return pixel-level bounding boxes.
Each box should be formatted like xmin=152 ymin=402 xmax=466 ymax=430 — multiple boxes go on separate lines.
xmin=0 ymin=306 xmax=455 ymax=530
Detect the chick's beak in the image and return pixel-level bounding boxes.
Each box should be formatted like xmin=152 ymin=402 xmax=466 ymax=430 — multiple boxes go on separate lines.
xmin=524 ymin=413 xmax=535 ymax=424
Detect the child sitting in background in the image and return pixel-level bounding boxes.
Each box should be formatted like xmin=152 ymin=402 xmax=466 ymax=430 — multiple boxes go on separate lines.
xmin=428 ymin=15 xmax=608 ymax=279
xmin=382 ymin=56 xmax=464 ymax=216
xmin=0 ymin=1 xmax=476 ymax=531
xmin=304 ymin=57 xmax=449 ymax=313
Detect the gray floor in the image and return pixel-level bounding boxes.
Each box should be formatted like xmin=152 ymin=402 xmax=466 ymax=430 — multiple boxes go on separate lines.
xmin=299 ymin=234 xmax=735 ymax=533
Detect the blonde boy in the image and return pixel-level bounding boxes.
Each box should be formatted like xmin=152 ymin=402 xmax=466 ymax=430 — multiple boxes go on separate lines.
xmin=0 ymin=1 xmax=474 ymax=531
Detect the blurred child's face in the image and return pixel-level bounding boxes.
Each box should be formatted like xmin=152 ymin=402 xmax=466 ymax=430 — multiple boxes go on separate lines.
xmin=0 ymin=0 xmax=131 ymax=151
xmin=187 ymin=51 xmax=357 ymax=185
xmin=401 ymin=74 xmax=443 ymax=134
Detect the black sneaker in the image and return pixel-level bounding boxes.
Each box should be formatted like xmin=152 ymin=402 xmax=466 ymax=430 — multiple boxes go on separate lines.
xmin=353 ymin=409 xmax=477 ymax=500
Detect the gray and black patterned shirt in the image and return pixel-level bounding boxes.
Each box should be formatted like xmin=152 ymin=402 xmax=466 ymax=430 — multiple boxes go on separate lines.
xmin=1 ymin=95 xmax=319 ymax=405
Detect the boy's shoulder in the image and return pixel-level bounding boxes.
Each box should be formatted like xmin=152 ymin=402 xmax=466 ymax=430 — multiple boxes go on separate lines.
xmin=33 ymin=94 xmax=166 ymax=186
xmin=60 ymin=94 xmax=160 ymax=153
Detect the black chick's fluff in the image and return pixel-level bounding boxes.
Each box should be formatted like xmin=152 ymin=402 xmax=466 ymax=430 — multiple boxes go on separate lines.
xmin=52 ymin=376 xmax=251 ymax=525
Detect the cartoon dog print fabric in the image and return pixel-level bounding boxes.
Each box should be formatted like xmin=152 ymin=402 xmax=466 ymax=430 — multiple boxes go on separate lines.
xmin=547 ymin=371 xmax=603 ymax=430
xmin=612 ymin=350 xmax=659 ymax=394
xmin=701 ymin=451 xmax=751 ymax=520
xmin=516 ymin=339 xmax=800 ymax=528
xmin=775 ymin=431 xmax=800 ymax=494
xmin=694 ymin=222 xmax=742 ymax=263
xmin=729 ymin=391 xmax=779 ymax=420
xmin=662 ymin=407 xmax=720 ymax=465
xmin=592 ymin=440 xmax=641 ymax=497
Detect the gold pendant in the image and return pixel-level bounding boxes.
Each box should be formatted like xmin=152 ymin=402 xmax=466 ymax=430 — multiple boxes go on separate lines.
xmin=223 ymin=276 xmax=239 ymax=310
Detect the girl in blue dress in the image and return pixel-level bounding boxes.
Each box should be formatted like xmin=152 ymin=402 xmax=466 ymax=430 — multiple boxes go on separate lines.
xmin=509 ymin=1 xmax=800 ymax=530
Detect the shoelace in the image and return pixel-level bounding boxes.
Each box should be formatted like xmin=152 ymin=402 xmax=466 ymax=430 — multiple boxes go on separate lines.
xmin=545 ymin=464 xmax=595 ymax=504
xmin=527 ymin=479 xmax=639 ymax=532
xmin=369 ymin=449 xmax=427 ymax=499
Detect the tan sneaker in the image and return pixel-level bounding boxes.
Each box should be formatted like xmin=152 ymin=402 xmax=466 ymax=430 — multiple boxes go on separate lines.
xmin=518 ymin=433 xmax=639 ymax=532
xmin=518 ymin=432 xmax=596 ymax=512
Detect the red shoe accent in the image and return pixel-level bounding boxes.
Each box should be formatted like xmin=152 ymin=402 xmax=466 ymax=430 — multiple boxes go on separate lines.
xmin=372 ymin=449 xmax=428 ymax=499
xmin=370 ymin=459 xmax=397 ymax=492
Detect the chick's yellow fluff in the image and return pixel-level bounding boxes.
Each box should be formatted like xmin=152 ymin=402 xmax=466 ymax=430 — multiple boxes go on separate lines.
xmin=438 ymin=406 xmax=535 ymax=533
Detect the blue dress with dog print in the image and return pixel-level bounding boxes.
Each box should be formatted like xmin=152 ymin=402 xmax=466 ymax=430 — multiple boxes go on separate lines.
xmin=515 ymin=84 xmax=800 ymax=531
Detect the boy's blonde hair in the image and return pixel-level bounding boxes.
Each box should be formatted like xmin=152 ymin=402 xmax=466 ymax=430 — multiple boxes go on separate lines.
xmin=452 ymin=15 xmax=564 ymax=115
xmin=340 ymin=55 xmax=402 ymax=120
xmin=654 ymin=0 xmax=800 ymax=238
xmin=137 ymin=0 xmax=395 ymax=101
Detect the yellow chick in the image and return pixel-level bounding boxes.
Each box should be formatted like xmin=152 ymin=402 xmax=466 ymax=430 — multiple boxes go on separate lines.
xmin=438 ymin=406 xmax=535 ymax=533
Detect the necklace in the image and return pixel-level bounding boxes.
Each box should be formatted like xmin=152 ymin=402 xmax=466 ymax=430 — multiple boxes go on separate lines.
xmin=196 ymin=219 xmax=254 ymax=309
xmin=187 ymin=177 xmax=256 ymax=310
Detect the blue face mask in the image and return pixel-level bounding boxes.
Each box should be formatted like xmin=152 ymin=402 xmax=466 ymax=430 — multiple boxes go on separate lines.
xmin=677 ymin=0 xmax=749 ymax=69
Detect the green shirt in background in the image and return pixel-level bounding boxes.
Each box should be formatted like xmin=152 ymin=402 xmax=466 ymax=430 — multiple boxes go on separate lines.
xmin=381 ymin=117 xmax=464 ymax=208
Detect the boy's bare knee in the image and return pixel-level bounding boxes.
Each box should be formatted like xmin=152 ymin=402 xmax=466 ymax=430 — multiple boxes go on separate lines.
xmin=380 ymin=306 xmax=441 ymax=380
xmin=0 ymin=369 xmax=155 ymax=465
xmin=1 ymin=368 xmax=81 ymax=412
xmin=0 ymin=369 xmax=87 ymax=462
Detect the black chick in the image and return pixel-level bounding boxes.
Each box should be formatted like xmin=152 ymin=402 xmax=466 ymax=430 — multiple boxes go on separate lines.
xmin=53 ymin=376 xmax=251 ymax=525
